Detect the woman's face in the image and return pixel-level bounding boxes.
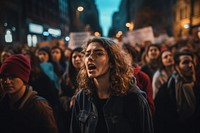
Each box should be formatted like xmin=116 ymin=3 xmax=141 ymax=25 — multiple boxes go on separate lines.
xmin=84 ymin=42 xmax=110 ymax=78
xmin=38 ymin=51 xmax=49 ymax=62
xmin=147 ymin=46 xmax=160 ymax=60
xmin=72 ymin=51 xmax=84 ymax=70
xmin=51 ymin=48 xmax=61 ymax=62
xmin=161 ymin=51 xmax=174 ymax=67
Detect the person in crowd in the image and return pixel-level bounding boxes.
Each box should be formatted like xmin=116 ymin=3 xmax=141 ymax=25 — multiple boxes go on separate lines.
xmin=51 ymin=46 xmax=67 ymax=76
xmin=122 ymin=43 xmax=155 ymax=114
xmin=22 ymin=48 xmax=60 ymax=110
xmin=70 ymin=37 xmax=153 ymax=133
xmin=38 ymin=46 xmax=60 ymax=90
xmin=152 ymin=49 xmax=174 ymax=99
xmin=60 ymin=47 xmax=84 ymax=133
xmin=23 ymin=48 xmax=67 ymax=133
xmin=0 ymin=47 xmax=14 ymax=66
xmin=154 ymin=51 xmax=200 ymax=133
xmin=0 ymin=47 xmax=14 ymax=100
xmin=0 ymin=54 xmax=58 ymax=133
xmin=63 ymin=47 xmax=72 ymax=69
xmin=61 ymin=47 xmax=84 ymax=107
xmin=141 ymin=44 xmax=161 ymax=81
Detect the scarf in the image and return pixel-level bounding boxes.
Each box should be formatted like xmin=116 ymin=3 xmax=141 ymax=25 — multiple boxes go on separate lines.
xmin=174 ymin=74 xmax=196 ymax=121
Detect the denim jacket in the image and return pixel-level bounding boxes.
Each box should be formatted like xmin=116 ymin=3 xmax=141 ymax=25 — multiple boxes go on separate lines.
xmin=70 ymin=85 xmax=154 ymax=133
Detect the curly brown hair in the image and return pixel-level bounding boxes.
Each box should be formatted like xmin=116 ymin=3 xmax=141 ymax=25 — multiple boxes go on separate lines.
xmin=77 ymin=37 xmax=134 ymax=96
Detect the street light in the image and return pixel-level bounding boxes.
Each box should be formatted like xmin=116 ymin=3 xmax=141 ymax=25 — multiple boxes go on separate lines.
xmin=126 ymin=22 xmax=134 ymax=31
xmin=126 ymin=22 xmax=131 ymax=28
xmin=77 ymin=6 xmax=84 ymax=12
xmin=116 ymin=31 xmax=123 ymax=38
xmin=76 ymin=6 xmax=84 ymax=30
xmin=76 ymin=6 xmax=84 ymax=19
xmin=94 ymin=32 xmax=101 ymax=37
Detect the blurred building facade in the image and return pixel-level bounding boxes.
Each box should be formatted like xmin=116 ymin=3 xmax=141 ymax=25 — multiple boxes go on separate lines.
xmin=0 ymin=0 xmax=70 ymax=48
xmin=109 ymin=0 xmax=177 ymax=38
xmin=108 ymin=0 xmax=144 ymax=37
xmin=173 ymin=0 xmax=200 ymax=40
xmin=0 ymin=0 xmax=102 ymax=49
xmin=68 ymin=0 xmax=102 ymax=36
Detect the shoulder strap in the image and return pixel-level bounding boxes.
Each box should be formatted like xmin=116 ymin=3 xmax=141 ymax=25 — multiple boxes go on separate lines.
xmin=32 ymin=96 xmax=48 ymax=102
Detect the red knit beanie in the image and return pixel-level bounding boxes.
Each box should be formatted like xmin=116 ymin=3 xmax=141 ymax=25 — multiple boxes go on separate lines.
xmin=0 ymin=54 xmax=31 ymax=83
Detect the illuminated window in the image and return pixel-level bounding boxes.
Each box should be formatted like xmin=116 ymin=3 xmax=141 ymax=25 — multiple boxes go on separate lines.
xmin=27 ymin=34 xmax=38 ymax=47
xmin=5 ymin=29 xmax=13 ymax=43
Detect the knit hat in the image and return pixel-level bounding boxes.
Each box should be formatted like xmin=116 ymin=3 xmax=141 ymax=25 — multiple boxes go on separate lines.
xmin=0 ymin=54 xmax=31 ymax=83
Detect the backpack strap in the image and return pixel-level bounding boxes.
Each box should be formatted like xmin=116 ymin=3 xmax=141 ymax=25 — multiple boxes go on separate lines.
xmin=32 ymin=96 xmax=47 ymax=102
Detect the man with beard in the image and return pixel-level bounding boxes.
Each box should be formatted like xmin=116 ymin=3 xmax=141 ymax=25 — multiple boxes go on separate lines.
xmin=154 ymin=51 xmax=200 ymax=133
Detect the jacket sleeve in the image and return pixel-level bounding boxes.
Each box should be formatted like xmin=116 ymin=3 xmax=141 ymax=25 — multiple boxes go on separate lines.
xmin=126 ymin=88 xmax=154 ymax=133
xmin=136 ymin=93 xmax=154 ymax=133
xmin=140 ymin=71 xmax=155 ymax=114
xmin=70 ymin=93 xmax=82 ymax=133
xmin=32 ymin=100 xmax=59 ymax=133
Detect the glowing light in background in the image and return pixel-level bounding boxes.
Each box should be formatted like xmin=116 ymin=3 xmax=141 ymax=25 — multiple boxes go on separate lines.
xmin=5 ymin=29 xmax=13 ymax=43
xmin=184 ymin=24 xmax=190 ymax=29
xmin=77 ymin=6 xmax=84 ymax=12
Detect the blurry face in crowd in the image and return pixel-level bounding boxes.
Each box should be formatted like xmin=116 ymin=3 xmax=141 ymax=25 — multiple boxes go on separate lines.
xmin=84 ymin=42 xmax=110 ymax=79
xmin=1 ymin=74 xmax=25 ymax=94
xmin=1 ymin=52 xmax=12 ymax=63
xmin=161 ymin=51 xmax=174 ymax=67
xmin=176 ymin=55 xmax=195 ymax=80
xmin=38 ymin=51 xmax=49 ymax=62
xmin=72 ymin=51 xmax=84 ymax=70
xmin=51 ymin=48 xmax=61 ymax=62
xmin=148 ymin=46 xmax=160 ymax=60
xmin=64 ymin=49 xmax=71 ymax=60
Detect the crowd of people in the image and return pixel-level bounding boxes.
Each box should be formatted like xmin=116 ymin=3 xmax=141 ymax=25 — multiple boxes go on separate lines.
xmin=0 ymin=36 xmax=200 ymax=133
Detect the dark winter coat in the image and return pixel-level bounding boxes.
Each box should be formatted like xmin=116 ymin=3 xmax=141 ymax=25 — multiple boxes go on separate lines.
xmin=154 ymin=73 xmax=200 ymax=133
xmin=0 ymin=86 xmax=58 ymax=133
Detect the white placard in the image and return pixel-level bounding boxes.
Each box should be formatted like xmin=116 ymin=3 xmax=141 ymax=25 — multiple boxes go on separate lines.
xmin=127 ymin=26 xmax=155 ymax=44
xmin=68 ymin=32 xmax=91 ymax=50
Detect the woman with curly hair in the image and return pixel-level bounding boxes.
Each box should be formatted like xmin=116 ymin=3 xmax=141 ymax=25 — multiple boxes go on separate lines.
xmin=70 ymin=37 xmax=153 ymax=133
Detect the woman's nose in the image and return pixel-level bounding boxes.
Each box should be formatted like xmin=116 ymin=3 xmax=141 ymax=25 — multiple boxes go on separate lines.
xmin=88 ymin=54 xmax=94 ymax=60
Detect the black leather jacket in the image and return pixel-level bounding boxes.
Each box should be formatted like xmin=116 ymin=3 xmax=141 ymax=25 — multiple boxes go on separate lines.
xmin=70 ymin=85 xmax=154 ymax=133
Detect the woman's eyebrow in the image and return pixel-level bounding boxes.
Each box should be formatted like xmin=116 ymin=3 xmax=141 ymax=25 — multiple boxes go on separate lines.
xmin=86 ymin=49 xmax=104 ymax=53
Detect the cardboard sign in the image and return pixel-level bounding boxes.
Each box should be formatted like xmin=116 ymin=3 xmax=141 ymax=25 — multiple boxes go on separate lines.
xmin=68 ymin=32 xmax=91 ymax=50
xmin=127 ymin=26 xmax=155 ymax=44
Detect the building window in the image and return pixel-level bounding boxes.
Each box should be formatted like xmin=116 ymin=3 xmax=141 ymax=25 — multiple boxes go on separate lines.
xmin=27 ymin=34 xmax=38 ymax=47
xmin=180 ymin=8 xmax=183 ymax=20
xmin=184 ymin=6 xmax=187 ymax=18
xmin=5 ymin=29 xmax=13 ymax=43
xmin=194 ymin=0 xmax=200 ymax=16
